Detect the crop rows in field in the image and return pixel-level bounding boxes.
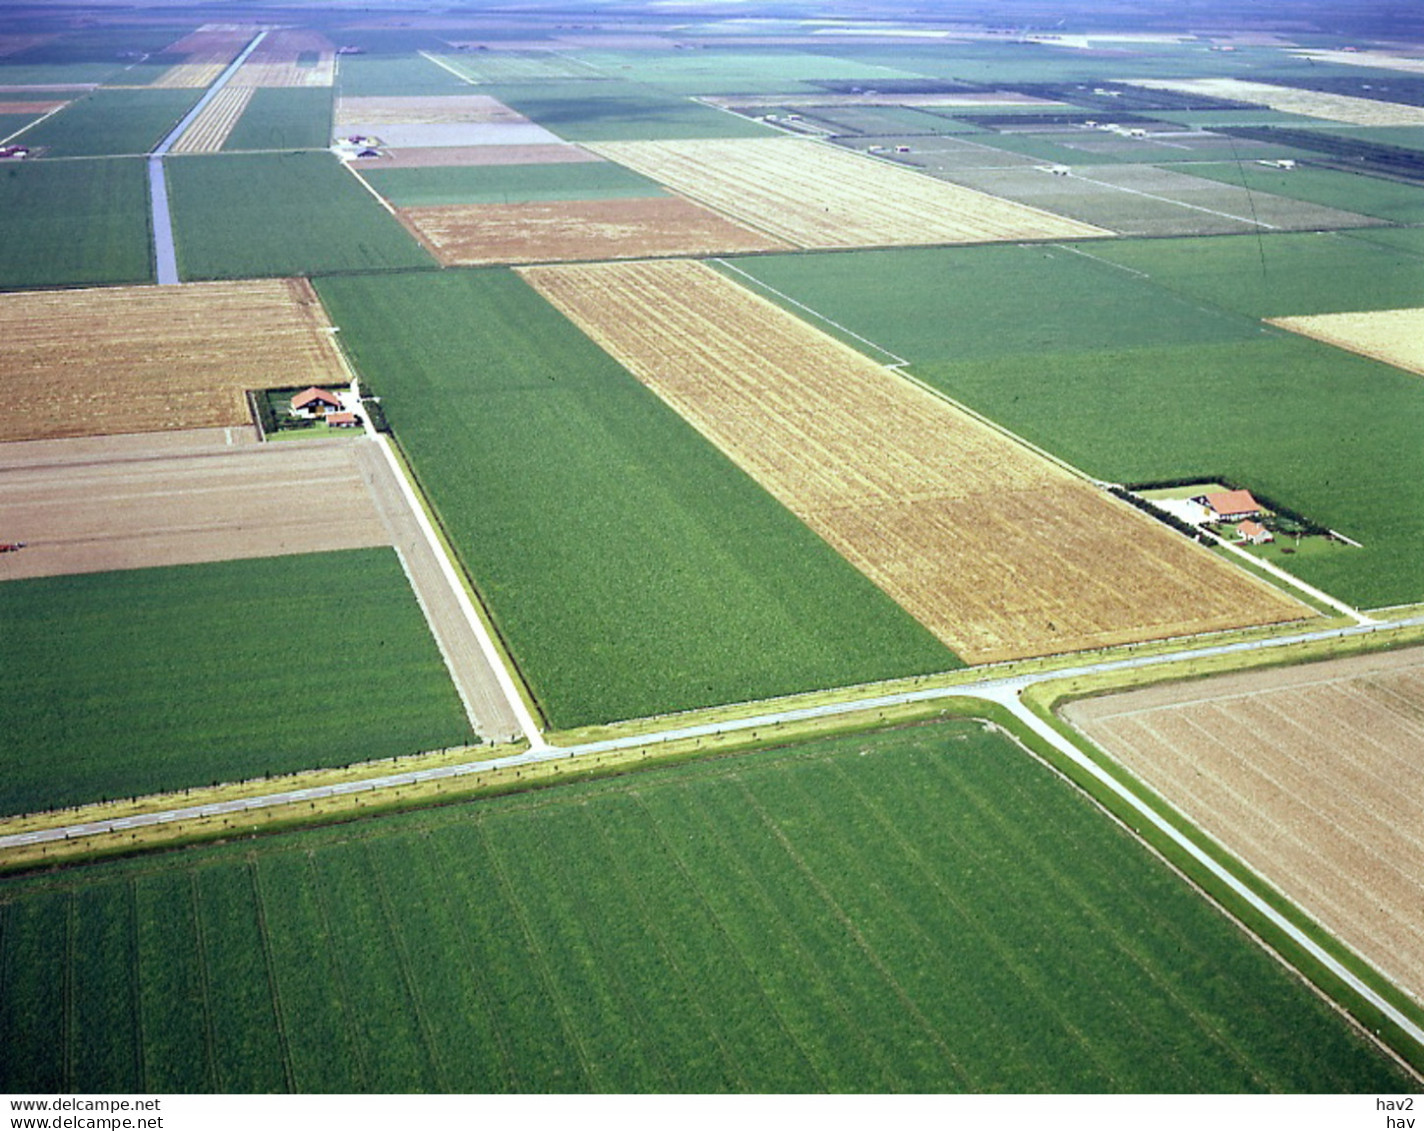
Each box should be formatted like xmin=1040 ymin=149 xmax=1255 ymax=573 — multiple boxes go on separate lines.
xmin=1268 ymin=307 xmax=1424 ymax=377
xmin=151 ymin=26 xmax=253 ymax=89
xmin=228 ymin=29 xmax=335 ymax=88
xmin=169 ymin=86 xmax=253 ymax=154
xmin=0 ymin=723 xmax=1409 ymax=1092
xmin=335 ymin=94 xmax=531 ymax=128
xmin=0 ymin=548 xmax=470 ymax=816
xmin=0 ymin=278 xmax=349 ymax=442
xmin=1121 ymin=78 xmax=1424 ymax=126
xmin=589 ymin=136 xmax=1111 ymax=247
xmin=1065 ymin=647 xmax=1424 ymax=1006
xmin=315 ymin=268 xmax=953 ymax=728
xmin=522 ymin=260 xmax=1307 ymax=663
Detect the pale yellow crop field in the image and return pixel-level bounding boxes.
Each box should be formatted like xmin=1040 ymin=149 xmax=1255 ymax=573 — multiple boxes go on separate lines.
xmin=1268 ymin=307 xmax=1424 ymax=377
xmin=586 ymin=137 xmax=1111 ymax=248
xmin=1289 ymin=49 xmax=1424 ymax=76
xmin=169 ymin=86 xmax=253 ymax=154
xmin=521 ymin=259 xmax=1308 ymax=663
xmin=1120 ymin=77 xmax=1424 ymax=126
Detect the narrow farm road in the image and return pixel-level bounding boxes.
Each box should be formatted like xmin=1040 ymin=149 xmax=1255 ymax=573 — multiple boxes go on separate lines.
xmin=147 ymin=30 xmax=268 ymax=284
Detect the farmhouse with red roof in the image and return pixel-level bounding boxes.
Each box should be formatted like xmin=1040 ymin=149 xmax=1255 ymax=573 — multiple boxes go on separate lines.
xmin=290 ymin=386 xmax=343 ymax=418
xmin=1196 ymin=489 xmax=1261 ymax=522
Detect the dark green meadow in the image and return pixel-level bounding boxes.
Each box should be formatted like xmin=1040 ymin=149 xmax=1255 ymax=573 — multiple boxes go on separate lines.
xmin=0 ymin=721 xmax=1409 ymax=1092
xmin=220 ymin=88 xmax=333 ymax=152
xmin=167 ymin=151 xmax=434 ymax=280
xmin=15 ymin=88 xmax=199 ymax=157
xmin=0 ymin=157 xmax=151 ymax=288
xmin=314 ymin=269 xmax=957 ymax=729
xmin=360 ymin=160 xmax=666 ymax=206
xmin=0 ymin=549 xmax=470 ymax=816
xmin=1170 ymin=163 xmax=1424 ymax=223
xmin=482 ymin=80 xmax=779 ymax=141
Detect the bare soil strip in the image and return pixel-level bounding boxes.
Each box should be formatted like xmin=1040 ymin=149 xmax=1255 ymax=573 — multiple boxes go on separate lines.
xmin=335 ymin=94 xmax=532 ymax=128
xmin=0 ymin=100 xmax=66 ymax=114
xmin=1121 ymin=78 xmax=1424 ymax=126
xmin=0 ymin=279 xmax=351 ymax=443
xmin=1268 ymin=308 xmax=1424 ymax=378
xmin=402 ymin=196 xmax=788 ymax=266
xmin=1064 ymin=647 xmax=1424 ymax=1005
xmin=168 ymin=85 xmax=254 ymax=154
xmin=587 ymin=137 xmax=1111 ymax=248
xmin=521 ymin=260 xmax=1307 ymax=663
xmin=0 ymin=435 xmax=387 ymax=581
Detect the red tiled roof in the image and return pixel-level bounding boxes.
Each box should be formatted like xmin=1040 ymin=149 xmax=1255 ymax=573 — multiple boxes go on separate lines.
xmin=1238 ymin=519 xmax=1267 ymax=538
xmin=327 ymin=411 xmax=359 ymax=426
xmin=291 ymin=386 xmax=342 ymax=410
xmin=1204 ymin=489 xmax=1259 ymax=516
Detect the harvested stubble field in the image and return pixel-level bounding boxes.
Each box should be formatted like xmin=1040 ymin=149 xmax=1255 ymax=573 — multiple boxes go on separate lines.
xmin=228 ymin=29 xmax=334 ymax=88
xmin=588 ymin=137 xmax=1111 ymax=248
xmin=1064 ymin=647 xmax=1424 ymax=1005
xmin=151 ymin=27 xmax=254 ymax=90
xmin=1121 ymin=78 xmax=1424 ymax=127
xmin=0 ymin=433 xmax=387 ymax=583
xmin=403 ymin=196 xmax=787 ymax=265
xmin=1268 ymin=307 xmax=1424 ymax=377
xmin=522 ymin=260 xmax=1308 ymax=663
xmin=375 ymin=143 xmax=600 ymax=169
xmin=0 ymin=279 xmax=350 ymax=443
xmin=336 ymin=94 xmax=532 ymax=128
xmin=168 ymin=85 xmax=253 ymax=153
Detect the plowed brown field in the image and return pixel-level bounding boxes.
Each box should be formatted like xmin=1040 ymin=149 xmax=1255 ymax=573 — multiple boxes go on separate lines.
xmin=1268 ymin=307 xmax=1424 ymax=377
xmin=521 ymin=260 xmax=1308 ymax=662
xmin=1122 ymin=77 xmax=1424 ymax=126
xmin=403 ymin=196 xmax=788 ymax=266
xmin=1064 ymin=647 xmax=1424 ymax=1003
xmin=587 ymin=137 xmax=1112 ymax=248
xmin=0 ymin=279 xmax=350 ymax=442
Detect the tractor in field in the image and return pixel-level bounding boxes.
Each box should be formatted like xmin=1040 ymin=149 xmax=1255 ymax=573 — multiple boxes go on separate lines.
xmin=0 ymin=542 xmax=25 ymax=552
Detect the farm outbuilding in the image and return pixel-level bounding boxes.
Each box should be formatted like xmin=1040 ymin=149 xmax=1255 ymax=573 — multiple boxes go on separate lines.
xmin=1238 ymin=519 xmax=1274 ymax=544
xmin=291 ymin=386 xmax=343 ymax=417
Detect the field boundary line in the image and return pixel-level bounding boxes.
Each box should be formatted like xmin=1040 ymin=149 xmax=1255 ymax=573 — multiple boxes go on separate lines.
xmin=0 ymin=101 xmax=68 ymax=146
xmin=1200 ymin=525 xmax=1372 ymax=624
xmin=338 ymin=157 xmax=401 ymax=218
xmin=416 ymin=51 xmax=478 ymax=86
xmin=1049 ymin=242 xmax=1152 ymax=277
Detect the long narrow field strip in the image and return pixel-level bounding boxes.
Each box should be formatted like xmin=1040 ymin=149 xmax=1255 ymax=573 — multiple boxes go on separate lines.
xmin=587 ymin=137 xmax=1111 ymax=248
xmin=1289 ymin=49 xmax=1424 ymax=76
xmin=1064 ymin=647 xmax=1424 ymax=1006
xmin=1120 ymin=78 xmax=1424 ymax=127
xmin=402 ymin=196 xmax=788 ymax=265
xmin=1267 ymin=307 xmax=1424 ymax=378
xmin=168 ymin=85 xmax=254 ymax=153
xmin=0 ymin=278 xmax=349 ymax=442
xmin=0 ymin=433 xmax=388 ymax=583
xmin=228 ymin=29 xmax=335 ymax=88
xmin=0 ymin=724 xmax=1409 ymax=1091
xmin=151 ymin=26 xmax=255 ymax=89
xmin=521 ymin=260 xmax=1307 ymax=663
xmin=375 ymin=144 xmax=600 ymax=169
xmin=335 ymin=94 xmax=533 ymax=128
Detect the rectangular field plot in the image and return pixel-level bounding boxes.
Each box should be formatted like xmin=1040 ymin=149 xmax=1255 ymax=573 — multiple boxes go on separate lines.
xmin=315 ymin=269 xmax=954 ymax=729
xmin=0 ymin=431 xmax=388 ymax=582
xmin=0 ymin=278 xmax=349 ymax=442
xmin=1179 ymin=162 xmax=1424 ymax=225
xmin=0 ymin=157 xmax=151 ymax=289
xmin=167 ymin=151 xmax=434 ymax=279
xmin=481 ymin=80 xmax=779 ymax=142
xmin=361 ymin=161 xmax=664 ymax=206
xmin=0 ymin=722 xmax=1411 ymax=1092
xmin=17 ymin=87 xmax=199 ymax=155
xmin=227 ymin=28 xmax=335 ymax=88
xmin=0 ymin=548 xmax=469 ymax=816
xmin=589 ymin=137 xmax=1111 ymax=247
xmin=1268 ymin=307 xmax=1424 ymax=377
xmin=400 ymin=196 xmax=785 ymax=266
xmin=373 ymin=143 xmax=599 ymax=169
xmin=1121 ymin=79 xmax=1424 ymax=127
xmin=1065 ymin=648 xmax=1424 ymax=1006
xmin=522 ymin=260 xmax=1306 ymax=663
xmin=218 ymin=87 xmax=332 ymax=152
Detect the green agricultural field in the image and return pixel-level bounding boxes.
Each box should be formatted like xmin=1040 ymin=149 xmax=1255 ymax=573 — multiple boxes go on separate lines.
xmin=0 ymin=721 xmax=1410 ymax=1092
xmin=167 ymin=151 xmax=434 ymax=279
xmin=557 ymin=48 xmax=925 ymax=95
xmin=0 ymin=157 xmax=151 ymax=288
xmin=483 ymin=79 xmax=778 ymax=141
xmin=425 ymin=51 xmax=604 ymax=83
xmin=0 ymin=113 xmax=40 ymax=140
xmin=1178 ymin=162 xmax=1424 ymax=223
xmin=360 ymin=160 xmax=665 ymax=206
xmin=722 ymin=241 xmax=1424 ymax=609
xmin=221 ymin=88 xmax=333 ymax=152
xmin=1290 ymin=124 xmax=1424 ymax=153
xmin=0 ymin=549 xmax=470 ymax=816
xmin=315 ymin=269 xmax=956 ymax=729
xmin=333 ymin=53 xmax=474 ymax=98
xmin=15 ymin=88 xmax=199 ymax=156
